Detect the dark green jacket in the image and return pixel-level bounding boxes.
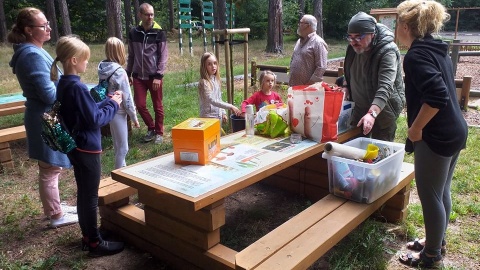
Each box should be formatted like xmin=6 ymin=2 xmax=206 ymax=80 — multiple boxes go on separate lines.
xmin=344 ymin=24 xmax=405 ymax=130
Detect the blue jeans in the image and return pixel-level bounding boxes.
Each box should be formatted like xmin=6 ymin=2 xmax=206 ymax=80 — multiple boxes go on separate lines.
xmin=68 ymin=149 xmax=101 ymax=243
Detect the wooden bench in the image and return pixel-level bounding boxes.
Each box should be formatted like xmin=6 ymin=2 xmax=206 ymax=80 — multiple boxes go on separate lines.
xmin=0 ymin=100 xmax=26 ymax=117
xmin=235 ymin=162 xmax=414 ymax=270
xmin=0 ymin=125 xmax=26 ymax=170
xmin=98 ymin=176 xmax=137 ymax=207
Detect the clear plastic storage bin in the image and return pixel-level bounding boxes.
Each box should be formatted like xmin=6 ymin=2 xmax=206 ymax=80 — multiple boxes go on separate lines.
xmin=322 ymin=137 xmax=405 ymax=203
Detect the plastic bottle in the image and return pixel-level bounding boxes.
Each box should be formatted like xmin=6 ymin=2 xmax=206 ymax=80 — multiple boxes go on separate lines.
xmin=245 ymin=105 xmax=255 ymax=136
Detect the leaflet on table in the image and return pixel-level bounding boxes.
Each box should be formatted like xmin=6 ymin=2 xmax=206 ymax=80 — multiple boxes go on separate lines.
xmin=120 ymin=136 xmax=317 ymax=198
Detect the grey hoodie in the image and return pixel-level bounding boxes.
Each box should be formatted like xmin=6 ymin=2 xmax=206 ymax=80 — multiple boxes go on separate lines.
xmin=97 ymin=60 xmax=138 ymax=123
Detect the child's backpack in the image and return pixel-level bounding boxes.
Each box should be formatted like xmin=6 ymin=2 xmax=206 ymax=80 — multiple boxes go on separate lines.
xmin=40 ymin=101 xmax=76 ymax=154
xmin=90 ymin=67 xmax=121 ymax=102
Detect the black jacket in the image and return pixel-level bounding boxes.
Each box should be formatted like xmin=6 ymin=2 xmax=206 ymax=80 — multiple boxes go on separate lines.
xmin=403 ymin=35 xmax=468 ymax=156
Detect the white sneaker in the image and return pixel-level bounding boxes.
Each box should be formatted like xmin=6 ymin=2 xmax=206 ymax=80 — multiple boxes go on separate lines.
xmin=154 ymin=135 xmax=163 ymax=144
xmin=50 ymin=213 xmax=78 ymax=228
xmin=60 ymin=202 xmax=77 ymax=214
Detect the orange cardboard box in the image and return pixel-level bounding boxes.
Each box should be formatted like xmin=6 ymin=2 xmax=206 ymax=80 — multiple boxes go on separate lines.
xmin=172 ymin=118 xmax=221 ymax=165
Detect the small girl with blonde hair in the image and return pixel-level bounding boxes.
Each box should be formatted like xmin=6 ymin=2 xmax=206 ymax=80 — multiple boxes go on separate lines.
xmin=98 ymin=37 xmax=140 ymax=169
xmin=198 ymin=52 xmax=241 ymax=122
xmin=51 ymin=35 xmax=125 ymax=257
xmin=241 ymin=70 xmax=283 ymax=117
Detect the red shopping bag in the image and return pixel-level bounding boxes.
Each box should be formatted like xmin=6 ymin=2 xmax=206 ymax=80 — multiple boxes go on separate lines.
xmin=287 ymin=83 xmax=344 ymax=142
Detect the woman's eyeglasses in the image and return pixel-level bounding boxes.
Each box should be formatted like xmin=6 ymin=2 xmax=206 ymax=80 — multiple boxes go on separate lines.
xmin=346 ymin=34 xmax=367 ymax=42
xmin=29 ymin=21 xmax=50 ymax=31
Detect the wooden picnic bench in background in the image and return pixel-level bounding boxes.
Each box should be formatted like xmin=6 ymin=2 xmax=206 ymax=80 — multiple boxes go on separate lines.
xmin=0 ymin=99 xmax=26 ymax=170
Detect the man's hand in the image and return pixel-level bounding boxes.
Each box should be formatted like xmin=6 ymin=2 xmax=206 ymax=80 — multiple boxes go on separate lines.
xmin=153 ymin=78 xmax=161 ymax=91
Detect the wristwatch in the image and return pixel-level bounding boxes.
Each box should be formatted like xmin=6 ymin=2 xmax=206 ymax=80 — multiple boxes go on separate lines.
xmin=368 ymin=109 xmax=378 ymax=119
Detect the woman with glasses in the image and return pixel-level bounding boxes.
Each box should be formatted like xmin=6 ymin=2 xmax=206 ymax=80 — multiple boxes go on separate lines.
xmin=8 ymin=7 xmax=78 ymax=228
xmin=342 ymin=12 xmax=405 ymax=141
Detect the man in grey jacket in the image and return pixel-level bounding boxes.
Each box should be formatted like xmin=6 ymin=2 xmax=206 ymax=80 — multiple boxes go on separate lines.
xmin=126 ymin=3 xmax=168 ymax=144
xmin=343 ymin=12 xmax=405 ymax=141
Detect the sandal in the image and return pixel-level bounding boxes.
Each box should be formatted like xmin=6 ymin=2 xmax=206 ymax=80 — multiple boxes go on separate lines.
xmin=399 ymin=251 xmax=443 ymax=269
xmin=406 ymin=238 xmax=447 ymax=255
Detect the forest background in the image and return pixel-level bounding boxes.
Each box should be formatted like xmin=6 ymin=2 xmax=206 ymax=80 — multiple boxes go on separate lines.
xmin=0 ymin=0 xmax=479 ymax=48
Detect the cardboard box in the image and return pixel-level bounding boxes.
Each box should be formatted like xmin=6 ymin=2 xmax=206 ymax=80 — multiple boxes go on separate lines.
xmin=322 ymin=137 xmax=405 ymax=203
xmin=338 ymin=101 xmax=355 ymax=134
xmin=172 ymin=118 xmax=221 ymax=165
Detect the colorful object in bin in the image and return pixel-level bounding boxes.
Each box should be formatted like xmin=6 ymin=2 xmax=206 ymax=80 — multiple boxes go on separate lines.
xmin=322 ymin=137 xmax=405 ymax=203
xmin=324 ymin=142 xmax=379 ymax=161
xmin=255 ymin=104 xmax=290 ymax=138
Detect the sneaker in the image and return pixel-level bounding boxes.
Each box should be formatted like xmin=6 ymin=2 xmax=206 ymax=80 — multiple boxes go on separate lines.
xmin=50 ymin=213 xmax=78 ymax=228
xmin=60 ymin=202 xmax=77 ymax=214
xmin=143 ymin=130 xmax=156 ymax=142
xmin=154 ymin=135 xmax=163 ymax=144
xmin=88 ymin=240 xmax=124 ymax=257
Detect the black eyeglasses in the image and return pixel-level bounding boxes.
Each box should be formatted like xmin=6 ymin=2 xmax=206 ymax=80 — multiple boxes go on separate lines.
xmin=346 ymin=34 xmax=367 ymax=42
xmin=29 ymin=21 xmax=50 ymax=31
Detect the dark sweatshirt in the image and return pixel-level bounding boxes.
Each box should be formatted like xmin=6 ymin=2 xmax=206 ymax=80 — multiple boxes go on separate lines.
xmin=56 ymin=75 xmax=118 ymax=153
xmin=403 ymin=35 xmax=468 ymax=157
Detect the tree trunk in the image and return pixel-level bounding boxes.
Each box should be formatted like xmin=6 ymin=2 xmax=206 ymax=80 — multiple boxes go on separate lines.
xmin=45 ymin=0 xmax=59 ymax=42
xmin=56 ymin=0 xmax=72 ymax=36
xmin=133 ymin=0 xmax=140 ymax=26
xmin=125 ymin=0 xmax=133 ymax=38
xmin=0 ymin=0 xmax=7 ymax=43
xmin=298 ymin=0 xmax=305 ymax=19
xmin=266 ymin=0 xmax=283 ymax=53
xmin=313 ymin=0 xmax=323 ymax=38
xmin=168 ymin=0 xmax=174 ymax=30
xmin=215 ymin=0 xmax=226 ymax=30
xmin=106 ymin=0 xmax=123 ymax=40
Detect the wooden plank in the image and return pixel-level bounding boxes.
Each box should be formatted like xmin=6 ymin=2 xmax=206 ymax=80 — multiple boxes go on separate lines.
xmin=144 ymin=205 xmax=221 ymax=250
xmin=302 ymin=154 xmax=329 ymax=173
xmin=250 ymin=162 xmax=415 ymax=270
xmin=206 ymin=244 xmax=237 ymax=270
xmin=0 ymin=101 xmax=24 ymax=109
xmin=138 ymin=190 xmax=226 ymax=231
xmin=384 ymin=188 xmax=411 ymax=211
xmin=304 ymin=170 xmax=329 ymax=189
xmin=0 ymin=148 xmax=12 ymax=163
xmin=0 ymin=142 xmax=9 ymax=150
xmin=98 ymin=181 xmax=137 ymax=206
xmin=99 ymin=177 xmax=117 ymax=188
xmin=0 ymin=126 xmax=26 ymax=144
xmin=99 ymin=204 xmax=236 ymax=270
xmin=303 ymin=184 xmax=329 ymax=202
xmin=0 ymin=105 xmax=25 ymax=117
xmin=101 ymin=219 xmax=203 ymax=270
xmin=262 ymin=174 xmax=304 ymax=195
xmin=377 ymin=206 xmax=408 ymax=223
xmin=235 ymin=195 xmax=347 ymax=270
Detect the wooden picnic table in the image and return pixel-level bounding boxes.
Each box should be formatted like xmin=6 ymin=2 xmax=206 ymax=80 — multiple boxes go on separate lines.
xmin=100 ymin=128 xmax=414 ymax=269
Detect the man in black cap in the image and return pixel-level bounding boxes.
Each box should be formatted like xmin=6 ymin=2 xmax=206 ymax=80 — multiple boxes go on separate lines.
xmin=342 ymin=12 xmax=405 ymax=141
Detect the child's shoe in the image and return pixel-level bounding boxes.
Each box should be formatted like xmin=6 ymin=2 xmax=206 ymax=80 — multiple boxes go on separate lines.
xmin=49 ymin=213 xmax=78 ymax=228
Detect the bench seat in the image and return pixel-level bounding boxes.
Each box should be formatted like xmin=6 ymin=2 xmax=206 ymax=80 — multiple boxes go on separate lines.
xmin=98 ymin=177 xmax=137 ymax=207
xmin=0 ymin=126 xmax=27 ymax=170
xmin=235 ymin=162 xmax=414 ymax=270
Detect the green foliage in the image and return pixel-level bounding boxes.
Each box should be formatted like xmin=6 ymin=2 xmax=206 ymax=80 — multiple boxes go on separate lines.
xmin=235 ymin=0 xmax=269 ymax=39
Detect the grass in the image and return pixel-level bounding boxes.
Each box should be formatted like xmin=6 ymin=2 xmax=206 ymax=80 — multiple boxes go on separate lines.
xmin=1 ymin=35 xmax=480 ymax=269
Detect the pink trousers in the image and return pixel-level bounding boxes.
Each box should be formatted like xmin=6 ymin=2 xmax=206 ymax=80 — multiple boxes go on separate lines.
xmin=38 ymin=161 xmax=63 ymax=218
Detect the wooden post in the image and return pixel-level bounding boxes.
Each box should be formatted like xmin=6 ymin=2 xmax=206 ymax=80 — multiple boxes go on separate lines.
xmin=250 ymin=61 xmax=257 ymax=87
xmin=451 ymin=39 xmax=460 ymax=75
